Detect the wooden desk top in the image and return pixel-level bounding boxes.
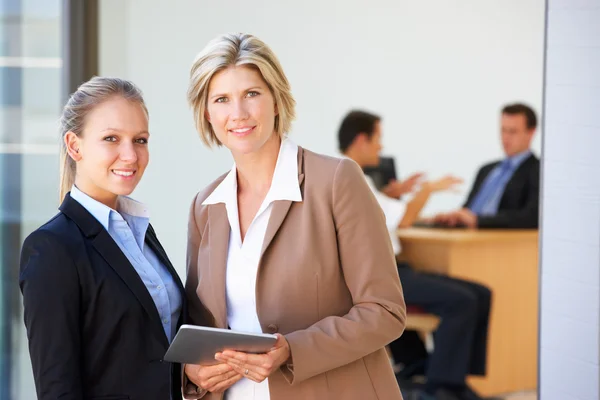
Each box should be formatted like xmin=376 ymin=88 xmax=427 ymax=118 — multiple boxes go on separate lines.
xmin=397 ymin=227 xmax=538 ymax=243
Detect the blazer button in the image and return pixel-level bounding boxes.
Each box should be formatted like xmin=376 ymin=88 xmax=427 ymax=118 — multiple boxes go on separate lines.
xmin=267 ymin=324 xmax=278 ymax=334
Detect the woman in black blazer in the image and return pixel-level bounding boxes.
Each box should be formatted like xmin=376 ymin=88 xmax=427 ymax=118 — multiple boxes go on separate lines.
xmin=19 ymin=77 xmax=186 ymax=400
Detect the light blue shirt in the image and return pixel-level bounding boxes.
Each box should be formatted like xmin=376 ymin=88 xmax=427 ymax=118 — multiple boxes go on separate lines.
xmin=468 ymin=150 xmax=532 ymax=216
xmin=70 ymin=186 xmax=182 ymax=342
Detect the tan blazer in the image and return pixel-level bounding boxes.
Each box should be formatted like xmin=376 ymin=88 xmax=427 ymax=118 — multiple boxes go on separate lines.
xmin=185 ymin=147 xmax=406 ymax=400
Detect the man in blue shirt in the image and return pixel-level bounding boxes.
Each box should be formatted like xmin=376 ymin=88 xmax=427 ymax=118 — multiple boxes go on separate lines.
xmin=434 ymin=103 xmax=540 ymax=229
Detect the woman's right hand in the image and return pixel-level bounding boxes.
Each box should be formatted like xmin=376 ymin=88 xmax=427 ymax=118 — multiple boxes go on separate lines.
xmin=382 ymin=172 xmax=425 ymax=198
xmin=185 ymin=363 xmax=243 ymax=394
xmin=428 ymin=175 xmax=463 ymax=193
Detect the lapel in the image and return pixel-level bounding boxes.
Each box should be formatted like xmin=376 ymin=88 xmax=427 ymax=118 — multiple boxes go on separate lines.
xmin=261 ymin=146 xmax=305 ymax=257
xmin=499 ymin=154 xmax=533 ymax=206
xmin=208 ymin=203 xmax=230 ymax=329
xmin=146 ymin=224 xmax=187 ymax=325
xmin=207 ymin=147 xmax=306 ymax=328
xmin=59 ymin=194 xmax=169 ymax=348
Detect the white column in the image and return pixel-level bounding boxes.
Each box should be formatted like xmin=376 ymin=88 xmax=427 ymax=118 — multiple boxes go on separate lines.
xmin=540 ymin=1 xmax=600 ymax=399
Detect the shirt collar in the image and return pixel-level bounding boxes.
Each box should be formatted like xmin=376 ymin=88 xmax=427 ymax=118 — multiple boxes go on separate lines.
xmin=70 ymin=185 xmax=150 ymax=231
xmin=202 ymin=138 xmax=302 ymax=206
xmin=506 ymin=149 xmax=532 ymax=169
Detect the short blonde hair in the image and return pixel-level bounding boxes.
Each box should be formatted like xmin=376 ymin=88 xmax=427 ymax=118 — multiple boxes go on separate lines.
xmin=187 ymin=33 xmax=296 ymax=147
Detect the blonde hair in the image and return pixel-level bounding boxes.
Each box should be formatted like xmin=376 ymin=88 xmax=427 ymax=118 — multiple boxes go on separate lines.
xmin=187 ymin=33 xmax=296 ymax=147
xmin=59 ymin=76 xmax=148 ymax=201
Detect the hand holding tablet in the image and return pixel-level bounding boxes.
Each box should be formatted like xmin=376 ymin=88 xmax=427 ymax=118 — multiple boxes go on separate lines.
xmin=215 ymin=333 xmax=291 ymax=383
xmin=163 ymin=324 xmax=277 ymax=365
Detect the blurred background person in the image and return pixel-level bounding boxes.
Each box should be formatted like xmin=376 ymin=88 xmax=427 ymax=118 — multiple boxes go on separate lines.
xmin=339 ymin=110 xmax=493 ymax=400
xmin=433 ymin=104 xmax=539 ymax=229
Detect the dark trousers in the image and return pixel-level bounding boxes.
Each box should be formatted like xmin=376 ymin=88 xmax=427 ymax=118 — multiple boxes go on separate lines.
xmin=391 ymin=263 xmax=491 ymax=385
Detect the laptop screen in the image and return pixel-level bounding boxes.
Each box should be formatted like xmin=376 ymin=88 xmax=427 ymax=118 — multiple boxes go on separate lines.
xmin=363 ymin=156 xmax=398 ymax=190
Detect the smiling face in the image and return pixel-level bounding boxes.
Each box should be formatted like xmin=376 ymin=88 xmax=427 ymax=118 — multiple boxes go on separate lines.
xmin=205 ymin=65 xmax=279 ymax=158
xmin=66 ymin=95 xmax=150 ymax=208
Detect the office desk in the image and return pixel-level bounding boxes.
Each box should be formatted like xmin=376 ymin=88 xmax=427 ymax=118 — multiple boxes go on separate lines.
xmin=397 ymin=228 xmax=538 ymax=396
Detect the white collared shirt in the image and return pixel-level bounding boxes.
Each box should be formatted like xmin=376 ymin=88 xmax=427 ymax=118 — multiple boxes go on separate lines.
xmin=202 ymin=139 xmax=302 ymax=400
xmin=362 ymin=175 xmax=406 ymax=254
xmin=338 ymin=155 xmax=406 ymax=254
xmin=69 ymin=186 xmax=182 ymax=342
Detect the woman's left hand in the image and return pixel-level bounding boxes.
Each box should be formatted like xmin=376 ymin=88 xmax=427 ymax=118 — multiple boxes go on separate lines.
xmin=215 ymin=333 xmax=291 ymax=383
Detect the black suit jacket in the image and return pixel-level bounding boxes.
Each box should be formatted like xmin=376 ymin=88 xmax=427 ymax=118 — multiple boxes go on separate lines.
xmin=463 ymin=153 xmax=540 ymax=229
xmin=19 ymin=194 xmax=187 ymax=400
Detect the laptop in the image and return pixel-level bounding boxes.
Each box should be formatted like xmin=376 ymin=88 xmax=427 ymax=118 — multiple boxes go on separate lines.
xmin=363 ymin=156 xmax=398 ymax=190
xmin=412 ymin=220 xmax=467 ymax=229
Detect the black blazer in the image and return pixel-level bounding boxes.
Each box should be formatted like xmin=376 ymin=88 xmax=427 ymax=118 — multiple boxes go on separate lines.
xmin=463 ymin=153 xmax=540 ymax=229
xmin=19 ymin=193 xmax=187 ymax=400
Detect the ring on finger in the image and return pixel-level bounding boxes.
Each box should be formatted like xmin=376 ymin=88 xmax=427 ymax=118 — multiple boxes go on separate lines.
xmin=244 ymin=369 xmax=249 ymax=375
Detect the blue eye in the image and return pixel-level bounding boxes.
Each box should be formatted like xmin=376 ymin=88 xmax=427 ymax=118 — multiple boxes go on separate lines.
xmin=247 ymin=91 xmax=259 ymax=97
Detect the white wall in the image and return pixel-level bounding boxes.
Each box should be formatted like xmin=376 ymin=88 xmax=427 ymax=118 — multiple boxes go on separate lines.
xmin=99 ymin=0 xmax=545 ymax=277
xmin=540 ymin=1 xmax=600 ymax=399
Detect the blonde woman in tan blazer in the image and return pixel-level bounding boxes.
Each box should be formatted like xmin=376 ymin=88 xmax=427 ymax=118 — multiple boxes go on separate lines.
xmin=182 ymin=33 xmax=406 ymax=400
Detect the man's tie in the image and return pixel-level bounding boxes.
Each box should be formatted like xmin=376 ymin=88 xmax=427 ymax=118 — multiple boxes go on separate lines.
xmin=468 ymin=160 xmax=512 ymax=215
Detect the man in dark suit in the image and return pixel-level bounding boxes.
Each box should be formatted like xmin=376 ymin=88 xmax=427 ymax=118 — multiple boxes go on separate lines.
xmin=434 ymin=103 xmax=540 ymax=229
xmin=392 ymin=103 xmax=538 ymax=398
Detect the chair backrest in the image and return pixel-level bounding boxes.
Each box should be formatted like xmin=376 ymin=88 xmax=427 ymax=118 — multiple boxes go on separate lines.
xmin=363 ymin=156 xmax=398 ymax=190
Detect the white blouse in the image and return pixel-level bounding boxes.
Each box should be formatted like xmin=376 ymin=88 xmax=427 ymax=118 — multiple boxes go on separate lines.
xmin=201 ymin=139 xmax=302 ymax=400
xmin=362 ymin=175 xmax=406 ymax=254
xmin=338 ymin=155 xmax=406 ymax=254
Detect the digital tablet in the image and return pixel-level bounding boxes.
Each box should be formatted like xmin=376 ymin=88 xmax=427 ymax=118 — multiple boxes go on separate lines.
xmin=163 ymin=324 xmax=278 ymax=365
